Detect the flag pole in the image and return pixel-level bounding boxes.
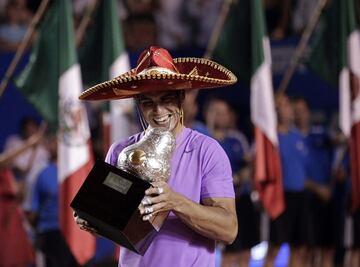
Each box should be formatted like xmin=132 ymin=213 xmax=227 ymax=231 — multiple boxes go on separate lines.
xmin=75 ymin=0 xmax=99 ymax=47
xmin=277 ymin=0 xmax=328 ymax=95
xmin=0 ymin=0 xmax=50 ymax=98
xmin=204 ymin=0 xmax=233 ymax=59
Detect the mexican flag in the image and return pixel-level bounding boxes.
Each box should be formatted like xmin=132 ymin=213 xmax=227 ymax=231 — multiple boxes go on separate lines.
xmin=15 ymin=0 xmax=95 ymax=264
xmin=213 ymin=0 xmax=284 ymax=218
xmin=79 ymin=0 xmax=135 ymax=157
xmin=308 ymin=0 xmax=360 ymax=212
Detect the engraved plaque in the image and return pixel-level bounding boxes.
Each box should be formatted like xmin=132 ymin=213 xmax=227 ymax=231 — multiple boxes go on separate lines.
xmin=103 ymin=172 xmax=133 ymax=195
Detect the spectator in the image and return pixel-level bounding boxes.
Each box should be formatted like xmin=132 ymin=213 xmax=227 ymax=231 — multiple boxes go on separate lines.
xmin=3 ymin=117 xmax=49 ymax=210
xmin=123 ymin=14 xmax=157 ymax=52
xmin=292 ymin=97 xmax=338 ymax=267
xmin=154 ymin=0 xmax=190 ymax=49
xmin=264 ymin=94 xmax=309 ymax=267
xmin=264 ymin=0 xmax=292 ymax=39
xmin=0 ymin=126 xmax=44 ymax=267
xmin=26 ymin=133 xmax=79 ymax=267
xmin=184 ymin=0 xmax=222 ymax=48
xmin=0 ymin=0 xmax=32 ymax=51
xmin=204 ymin=97 xmax=260 ymax=267
xmin=183 ymin=89 xmax=210 ymax=136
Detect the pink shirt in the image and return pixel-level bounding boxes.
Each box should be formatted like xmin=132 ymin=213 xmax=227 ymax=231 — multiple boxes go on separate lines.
xmin=106 ymin=127 xmax=234 ymax=267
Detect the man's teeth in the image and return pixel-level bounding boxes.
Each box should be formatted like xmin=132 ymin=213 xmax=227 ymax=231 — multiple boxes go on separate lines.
xmin=154 ymin=114 xmax=171 ymax=123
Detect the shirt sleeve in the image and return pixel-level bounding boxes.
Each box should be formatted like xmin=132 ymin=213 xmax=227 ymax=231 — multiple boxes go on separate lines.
xmin=200 ymin=138 xmax=235 ymax=199
xmin=105 ymin=135 xmax=139 ymax=166
xmin=105 ymin=142 xmax=118 ymax=165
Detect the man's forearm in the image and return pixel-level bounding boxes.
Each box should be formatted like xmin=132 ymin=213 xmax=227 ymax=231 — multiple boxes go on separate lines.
xmin=173 ymin=194 xmax=237 ymax=244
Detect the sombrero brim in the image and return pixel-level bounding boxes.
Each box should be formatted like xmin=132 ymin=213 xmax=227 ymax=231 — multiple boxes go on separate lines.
xmin=79 ymin=57 xmax=237 ymax=101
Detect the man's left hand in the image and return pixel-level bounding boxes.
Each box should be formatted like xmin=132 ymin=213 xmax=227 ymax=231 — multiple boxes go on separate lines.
xmin=139 ymin=181 xmax=179 ymax=221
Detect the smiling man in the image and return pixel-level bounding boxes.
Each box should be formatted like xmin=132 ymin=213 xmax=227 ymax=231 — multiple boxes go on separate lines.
xmin=76 ymin=46 xmax=238 ymax=267
xmin=136 ymin=91 xmax=184 ymax=132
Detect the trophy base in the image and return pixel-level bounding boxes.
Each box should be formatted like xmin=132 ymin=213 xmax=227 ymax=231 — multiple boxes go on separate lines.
xmin=73 ymin=208 xmax=157 ymax=255
xmin=71 ymin=160 xmax=161 ymax=255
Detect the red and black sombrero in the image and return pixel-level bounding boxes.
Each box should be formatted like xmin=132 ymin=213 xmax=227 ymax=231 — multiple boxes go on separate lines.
xmin=79 ymin=46 xmax=238 ymax=101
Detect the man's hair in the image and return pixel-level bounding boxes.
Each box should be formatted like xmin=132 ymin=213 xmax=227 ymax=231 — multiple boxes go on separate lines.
xmin=19 ymin=116 xmax=38 ymax=137
xmin=290 ymin=96 xmax=309 ymax=108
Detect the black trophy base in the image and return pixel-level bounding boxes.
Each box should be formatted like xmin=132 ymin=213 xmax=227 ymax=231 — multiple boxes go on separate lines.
xmin=70 ymin=160 xmax=157 ymax=255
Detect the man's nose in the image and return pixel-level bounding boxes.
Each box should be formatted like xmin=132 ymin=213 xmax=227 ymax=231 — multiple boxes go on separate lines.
xmin=152 ymin=102 xmax=165 ymax=112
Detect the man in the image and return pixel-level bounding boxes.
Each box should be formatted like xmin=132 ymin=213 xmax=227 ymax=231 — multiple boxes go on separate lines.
xmin=76 ymin=46 xmax=238 ymax=267
xmin=203 ymin=97 xmax=260 ymax=267
xmin=3 ymin=117 xmax=49 ymax=209
xmin=0 ymin=126 xmax=45 ymax=267
xmin=264 ymin=94 xmax=308 ymax=267
xmin=292 ymin=97 xmax=336 ymax=267
xmin=183 ymin=89 xmax=210 ymax=136
xmin=26 ymin=133 xmax=79 ymax=267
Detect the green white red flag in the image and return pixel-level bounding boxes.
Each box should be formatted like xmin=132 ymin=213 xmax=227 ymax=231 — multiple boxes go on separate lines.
xmin=15 ymin=0 xmax=95 ymax=264
xmin=308 ymin=0 xmax=360 ymax=212
xmin=79 ymin=0 xmax=135 ymax=157
xmin=213 ymin=0 xmax=284 ymax=218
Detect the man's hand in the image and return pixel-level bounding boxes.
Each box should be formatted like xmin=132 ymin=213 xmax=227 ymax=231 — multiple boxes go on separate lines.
xmin=305 ymin=180 xmax=332 ymax=203
xmin=139 ymin=181 xmax=179 ymax=221
xmin=73 ymin=212 xmax=98 ymax=235
xmin=138 ymin=181 xmax=237 ymax=244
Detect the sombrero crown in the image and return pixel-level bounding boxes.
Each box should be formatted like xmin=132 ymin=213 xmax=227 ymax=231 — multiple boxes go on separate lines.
xmin=79 ymin=46 xmax=237 ymax=101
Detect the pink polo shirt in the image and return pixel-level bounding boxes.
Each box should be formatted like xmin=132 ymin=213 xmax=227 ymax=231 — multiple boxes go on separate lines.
xmin=106 ymin=127 xmax=234 ymax=267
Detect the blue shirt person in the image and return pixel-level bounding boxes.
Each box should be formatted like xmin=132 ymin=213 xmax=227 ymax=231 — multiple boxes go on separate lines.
xmin=26 ymin=134 xmax=79 ymax=267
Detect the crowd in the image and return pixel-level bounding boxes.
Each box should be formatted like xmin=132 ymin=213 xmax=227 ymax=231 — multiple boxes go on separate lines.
xmin=181 ymin=92 xmax=358 ymax=267
xmin=0 ymin=0 xmax=339 ymax=53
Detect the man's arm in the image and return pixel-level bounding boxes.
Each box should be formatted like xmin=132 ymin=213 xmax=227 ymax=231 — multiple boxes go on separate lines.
xmin=0 ymin=123 xmax=46 ymax=168
xmin=140 ymin=182 xmax=238 ymax=244
xmin=25 ymin=211 xmax=39 ymax=228
xmin=176 ymin=196 xmax=238 ymax=244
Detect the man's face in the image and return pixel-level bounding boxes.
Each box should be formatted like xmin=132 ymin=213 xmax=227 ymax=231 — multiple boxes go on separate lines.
xmin=293 ymin=100 xmax=310 ymax=127
xmin=23 ymin=120 xmax=38 ymax=139
xmin=205 ymin=100 xmax=231 ymax=130
xmin=183 ymin=90 xmax=198 ymax=124
xmin=137 ymin=91 xmax=182 ymax=132
xmin=276 ymin=95 xmax=293 ymax=125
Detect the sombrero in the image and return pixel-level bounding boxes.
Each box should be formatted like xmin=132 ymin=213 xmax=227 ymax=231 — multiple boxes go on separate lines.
xmin=79 ymin=46 xmax=237 ymax=101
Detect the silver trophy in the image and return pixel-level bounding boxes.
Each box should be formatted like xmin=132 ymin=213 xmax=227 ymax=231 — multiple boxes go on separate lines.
xmin=117 ymin=127 xmax=176 ymax=230
xmin=117 ymin=127 xmax=176 ymax=183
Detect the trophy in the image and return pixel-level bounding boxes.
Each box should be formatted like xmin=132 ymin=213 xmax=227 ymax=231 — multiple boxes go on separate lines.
xmin=118 ymin=127 xmax=175 ymax=183
xmin=117 ymin=127 xmax=175 ymax=230
xmin=70 ymin=127 xmax=175 ymax=255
